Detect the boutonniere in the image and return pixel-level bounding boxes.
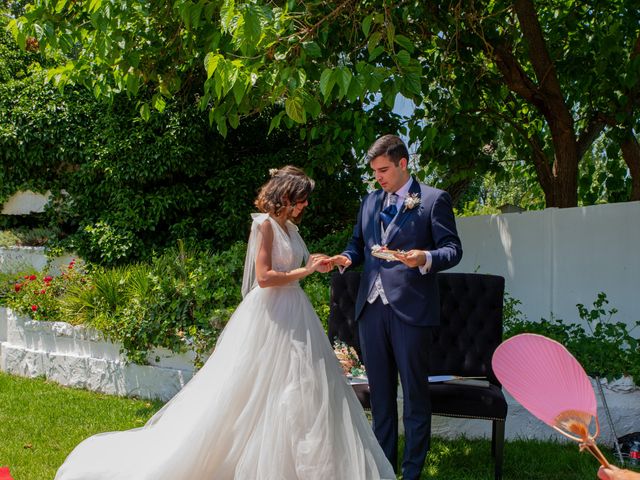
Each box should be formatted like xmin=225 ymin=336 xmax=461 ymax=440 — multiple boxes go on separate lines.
xmin=403 ymin=193 xmax=421 ymax=211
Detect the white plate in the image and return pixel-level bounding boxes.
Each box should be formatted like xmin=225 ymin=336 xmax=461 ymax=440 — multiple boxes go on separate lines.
xmin=372 ymin=249 xmax=402 ymax=261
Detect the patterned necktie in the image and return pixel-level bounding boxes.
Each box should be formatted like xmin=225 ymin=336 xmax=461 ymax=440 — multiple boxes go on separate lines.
xmin=380 ymin=193 xmax=398 ymax=230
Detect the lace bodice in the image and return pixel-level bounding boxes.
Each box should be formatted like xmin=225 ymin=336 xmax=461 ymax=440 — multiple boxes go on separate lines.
xmin=241 ymin=213 xmax=309 ymax=296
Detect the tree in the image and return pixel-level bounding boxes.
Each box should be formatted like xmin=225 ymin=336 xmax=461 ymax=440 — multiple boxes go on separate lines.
xmin=410 ymin=1 xmax=640 ymax=207
xmin=8 ymin=1 xmax=413 ymax=161
xmin=10 ymin=0 xmax=640 ymax=207
xmin=1 ymin=10 xmax=368 ymax=264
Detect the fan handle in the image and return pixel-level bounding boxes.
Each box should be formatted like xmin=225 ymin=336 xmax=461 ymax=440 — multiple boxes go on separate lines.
xmin=552 ymin=416 xmax=611 ymax=468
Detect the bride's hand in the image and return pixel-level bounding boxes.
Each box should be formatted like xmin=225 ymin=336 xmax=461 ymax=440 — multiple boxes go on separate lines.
xmin=315 ymin=259 xmax=333 ymax=273
xmin=305 ymin=253 xmax=329 ymax=274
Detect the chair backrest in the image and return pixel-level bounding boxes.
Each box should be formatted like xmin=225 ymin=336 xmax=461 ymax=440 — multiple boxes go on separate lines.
xmin=328 ymin=271 xmax=364 ymax=357
xmin=328 ymin=271 xmax=505 ymax=385
xmin=430 ymin=272 xmax=504 ymax=386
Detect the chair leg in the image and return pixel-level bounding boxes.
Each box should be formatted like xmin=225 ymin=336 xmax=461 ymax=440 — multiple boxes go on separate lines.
xmin=492 ymin=420 xmax=505 ymax=480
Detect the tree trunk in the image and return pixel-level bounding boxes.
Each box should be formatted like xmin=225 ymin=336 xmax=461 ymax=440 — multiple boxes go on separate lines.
xmin=489 ymin=0 xmax=580 ymax=208
xmin=620 ymin=133 xmax=640 ymax=201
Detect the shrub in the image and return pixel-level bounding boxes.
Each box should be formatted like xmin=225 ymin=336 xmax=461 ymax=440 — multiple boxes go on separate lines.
xmin=4 ymin=259 xmax=85 ymax=323
xmin=1 ymin=231 xmax=348 ymax=367
xmin=503 ymin=292 xmax=640 ymax=385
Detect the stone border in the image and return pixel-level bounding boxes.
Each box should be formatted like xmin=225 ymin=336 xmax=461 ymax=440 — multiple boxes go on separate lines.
xmin=0 ymin=307 xmax=195 ymax=401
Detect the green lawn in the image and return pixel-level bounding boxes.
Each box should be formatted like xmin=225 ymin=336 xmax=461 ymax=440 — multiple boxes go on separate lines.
xmin=0 ymin=372 xmax=163 ymax=480
xmin=0 ymin=372 xmax=628 ymax=479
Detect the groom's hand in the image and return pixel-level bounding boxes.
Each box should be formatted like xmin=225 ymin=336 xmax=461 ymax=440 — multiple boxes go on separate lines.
xmin=325 ymin=255 xmax=352 ymax=271
xmin=394 ymin=249 xmax=426 ymax=268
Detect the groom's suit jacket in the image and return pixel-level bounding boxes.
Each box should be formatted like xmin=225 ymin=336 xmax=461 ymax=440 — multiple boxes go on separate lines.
xmin=343 ymin=178 xmax=462 ymax=326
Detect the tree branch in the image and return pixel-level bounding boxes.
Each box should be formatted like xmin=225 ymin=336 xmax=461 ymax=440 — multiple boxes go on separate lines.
xmin=576 ymin=117 xmax=606 ymax=160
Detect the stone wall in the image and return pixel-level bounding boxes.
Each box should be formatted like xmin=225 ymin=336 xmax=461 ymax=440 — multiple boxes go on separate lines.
xmin=0 ymin=307 xmax=195 ymax=401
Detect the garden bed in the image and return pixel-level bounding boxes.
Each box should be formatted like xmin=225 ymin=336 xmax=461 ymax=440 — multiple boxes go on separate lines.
xmin=0 ymin=307 xmax=195 ymax=401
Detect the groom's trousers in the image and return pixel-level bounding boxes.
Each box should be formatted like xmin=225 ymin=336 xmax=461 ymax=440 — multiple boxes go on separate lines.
xmin=358 ymin=298 xmax=432 ymax=480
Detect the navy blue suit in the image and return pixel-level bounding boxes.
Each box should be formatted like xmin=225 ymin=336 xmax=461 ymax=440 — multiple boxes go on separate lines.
xmin=342 ymin=178 xmax=462 ymax=479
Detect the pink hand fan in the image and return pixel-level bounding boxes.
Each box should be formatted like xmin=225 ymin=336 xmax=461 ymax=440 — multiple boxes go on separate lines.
xmin=492 ymin=333 xmax=610 ymax=467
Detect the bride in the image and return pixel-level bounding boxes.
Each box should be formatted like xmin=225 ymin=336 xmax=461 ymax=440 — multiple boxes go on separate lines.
xmin=55 ymin=166 xmax=395 ymax=480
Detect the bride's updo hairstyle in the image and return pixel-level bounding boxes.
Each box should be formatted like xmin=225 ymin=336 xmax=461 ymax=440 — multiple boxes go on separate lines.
xmin=255 ymin=166 xmax=315 ymax=222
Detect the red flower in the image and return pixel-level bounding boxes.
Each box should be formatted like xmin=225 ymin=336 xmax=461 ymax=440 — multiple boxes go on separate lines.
xmin=29 ymin=275 xmax=37 ymax=281
xmin=14 ymin=283 xmax=22 ymax=292
xmin=68 ymin=265 xmax=74 ymax=270
xmin=40 ymin=289 xmax=46 ymax=294
xmin=44 ymin=276 xmax=53 ymax=283
xmin=24 ymin=275 xmax=29 ymax=279
xmin=31 ymin=305 xmax=38 ymax=312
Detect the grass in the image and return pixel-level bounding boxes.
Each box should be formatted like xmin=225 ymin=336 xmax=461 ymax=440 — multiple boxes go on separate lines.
xmin=0 ymin=372 xmax=163 ymax=480
xmin=0 ymin=371 xmax=631 ymax=480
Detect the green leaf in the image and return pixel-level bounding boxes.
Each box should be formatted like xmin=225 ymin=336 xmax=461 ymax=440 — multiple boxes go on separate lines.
xmin=396 ymin=50 xmax=411 ymax=66
xmin=394 ymin=35 xmax=414 ymax=53
xmin=362 ymin=14 xmax=373 ymax=36
xmin=204 ymin=53 xmax=222 ymax=79
xmin=126 ymin=72 xmax=140 ymax=96
xmin=302 ymin=92 xmax=321 ymax=118
xmin=302 ymin=41 xmax=321 ymax=58
xmin=220 ymin=61 xmax=239 ymax=96
xmin=285 ymin=94 xmax=306 ymax=123
xmin=368 ymin=46 xmax=384 ymax=61
xmin=367 ymin=32 xmax=382 ymax=55
xmin=152 ymin=94 xmax=166 ymax=113
xmin=268 ymin=111 xmax=286 ymax=134
xmin=404 ymin=72 xmax=422 ymax=97
xmin=386 ymin=22 xmax=395 ymax=48
xmin=140 ymin=103 xmax=150 ymax=122
xmin=319 ymin=68 xmax=336 ymax=101
xmin=242 ymin=6 xmax=262 ymax=51
xmin=228 ymin=112 xmax=240 ymax=129
xmin=220 ymin=0 xmax=236 ymax=32
xmin=190 ymin=1 xmax=204 ymax=29
xmin=55 ymin=0 xmax=68 ymax=13
xmin=89 ymin=0 xmax=102 ymax=13
xmin=216 ymin=116 xmax=228 ymax=137
xmin=346 ymin=75 xmax=364 ymax=102
xmin=232 ymin=79 xmax=245 ymax=105
xmin=335 ymin=67 xmax=352 ymax=99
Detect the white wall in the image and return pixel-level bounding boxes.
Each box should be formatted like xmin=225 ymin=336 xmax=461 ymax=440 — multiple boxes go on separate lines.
xmin=452 ymin=201 xmax=640 ymax=328
xmin=0 ymin=247 xmax=75 ymax=275
xmin=1 ymin=190 xmax=50 ymax=215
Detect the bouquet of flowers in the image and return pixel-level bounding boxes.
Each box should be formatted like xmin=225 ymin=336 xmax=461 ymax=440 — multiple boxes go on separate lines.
xmin=333 ymin=339 xmax=366 ymax=378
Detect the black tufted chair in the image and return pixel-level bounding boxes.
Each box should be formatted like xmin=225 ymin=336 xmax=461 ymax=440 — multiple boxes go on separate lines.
xmin=328 ymin=271 xmax=507 ymax=480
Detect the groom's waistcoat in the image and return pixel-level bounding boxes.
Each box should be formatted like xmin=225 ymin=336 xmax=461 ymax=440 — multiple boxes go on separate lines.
xmin=342 ymin=180 xmax=462 ymax=327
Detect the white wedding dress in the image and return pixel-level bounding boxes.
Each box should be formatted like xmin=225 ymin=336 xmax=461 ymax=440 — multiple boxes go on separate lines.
xmin=55 ymin=213 xmax=395 ymax=480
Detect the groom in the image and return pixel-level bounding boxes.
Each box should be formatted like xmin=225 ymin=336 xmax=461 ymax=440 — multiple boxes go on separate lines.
xmin=330 ymin=134 xmax=462 ymax=480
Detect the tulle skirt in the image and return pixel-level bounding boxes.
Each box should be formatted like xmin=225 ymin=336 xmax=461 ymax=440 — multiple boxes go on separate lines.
xmin=55 ymin=284 xmax=395 ymax=479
